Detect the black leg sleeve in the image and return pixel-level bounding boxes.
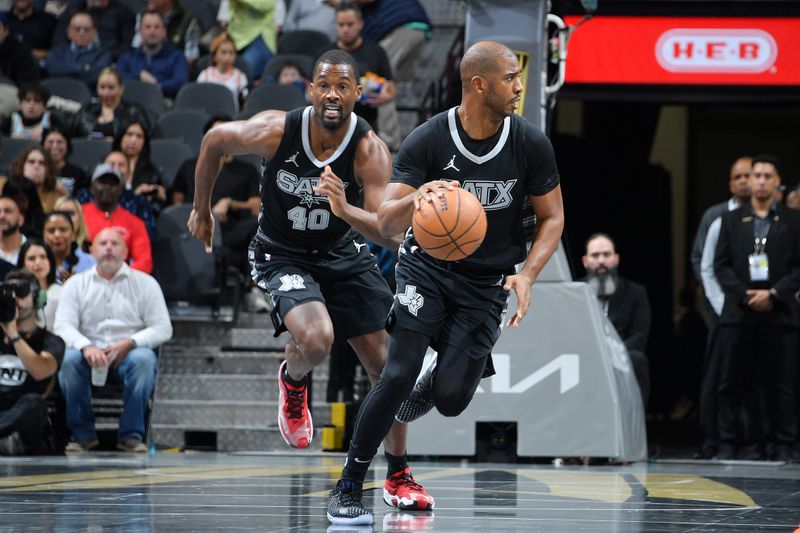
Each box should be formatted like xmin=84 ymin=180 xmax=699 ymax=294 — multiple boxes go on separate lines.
xmin=0 ymin=393 xmax=48 ymax=446
xmin=343 ymin=328 xmax=430 ymax=481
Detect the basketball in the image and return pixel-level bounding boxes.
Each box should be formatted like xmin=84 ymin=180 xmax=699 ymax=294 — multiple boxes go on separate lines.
xmin=412 ymin=187 xmax=487 ymax=261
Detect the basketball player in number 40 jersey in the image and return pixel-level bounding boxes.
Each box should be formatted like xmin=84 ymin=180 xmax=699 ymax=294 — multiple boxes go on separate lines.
xmin=188 ymin=49 xmax=434 ymax=518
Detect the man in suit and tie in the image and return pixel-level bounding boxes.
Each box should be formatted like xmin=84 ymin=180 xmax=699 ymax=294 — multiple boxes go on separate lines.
xmin=714 ymin=154 xmax=800 ymax=462
xmin=582 ymin=233 xmax=652 ymax=405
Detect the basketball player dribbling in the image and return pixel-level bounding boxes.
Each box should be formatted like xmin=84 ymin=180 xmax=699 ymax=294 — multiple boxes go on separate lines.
xmin=326 ymin=41 xmax=565 ymax=525
xmin=187 ymin=49 xmax=433 ymax=511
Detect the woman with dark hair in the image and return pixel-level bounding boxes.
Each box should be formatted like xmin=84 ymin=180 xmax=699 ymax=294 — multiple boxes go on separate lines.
xmin=111 ymin=119 xmax=166 ymax=212
xmin=7 ymin=146 xmax=67 ymax=213
xmin=42 ymin=128 xmax=89 ymax=196
xmin=71 ymin=66 xmax=151 ymax=140
xmin=17 ymin=238 xmax=60 ymax=331
xmin=42 ymin=211 xmax=95 ymax=283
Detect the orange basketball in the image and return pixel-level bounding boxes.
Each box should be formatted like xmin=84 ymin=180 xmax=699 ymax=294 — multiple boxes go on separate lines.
xmin=412 ymin=187 xmax=487 ymax=261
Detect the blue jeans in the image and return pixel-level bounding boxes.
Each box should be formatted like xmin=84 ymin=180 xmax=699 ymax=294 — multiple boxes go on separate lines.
xmin=58 ymin=347 xmax=158 ymax=443
xmin=238 ymin=35 xmax=273 ymax=81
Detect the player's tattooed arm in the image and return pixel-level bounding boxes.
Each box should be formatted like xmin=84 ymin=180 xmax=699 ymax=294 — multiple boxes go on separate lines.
xmin=504 ymin=185 xmax=565 ymax=327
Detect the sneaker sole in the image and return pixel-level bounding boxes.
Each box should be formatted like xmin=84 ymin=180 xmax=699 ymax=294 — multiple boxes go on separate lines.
xmin=383 ymin=489 xmax=435 ymax=510
xmin=277 ymin=362 xmax=313 ymax=448
xmin=326 ymin=512 xmax=374 ymax=526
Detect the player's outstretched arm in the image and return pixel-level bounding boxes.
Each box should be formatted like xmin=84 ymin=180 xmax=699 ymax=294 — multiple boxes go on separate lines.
xmin=504 ymin=184 xmax=564 ymax=327
xmin=189 ymin=110 xmax=285 ymax=252
xmin=377 ymin=180 xmax=459 ymax=239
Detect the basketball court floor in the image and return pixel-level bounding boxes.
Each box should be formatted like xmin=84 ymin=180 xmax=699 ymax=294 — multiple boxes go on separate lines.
xmin=2 ymin=452 xmax=799 ymax=532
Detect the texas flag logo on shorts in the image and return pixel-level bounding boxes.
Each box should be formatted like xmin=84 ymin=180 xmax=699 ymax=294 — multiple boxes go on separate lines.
xmin=398 ymin=285 xmax=424 ymax=316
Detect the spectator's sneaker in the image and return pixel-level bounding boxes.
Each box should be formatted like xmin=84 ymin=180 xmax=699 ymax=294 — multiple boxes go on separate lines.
xmin=395 ymin=355 xmax=437 ymax=423
xmin=327 ymin=479 xmax=373 ymax=526
xmin=117 ymin=437 xmax=148 ymax=453
xmin=383 ymin=511 xmax=436 ymax=531
xmin=384 ymin=467 xmax=435 ymax=510
xmin=0 ymin=431 xmax=25 ymax=456
xmin=65 ymin=438 xmax=99 ymax=453
xmin=277 ymin=360 xmax=312 ymax=448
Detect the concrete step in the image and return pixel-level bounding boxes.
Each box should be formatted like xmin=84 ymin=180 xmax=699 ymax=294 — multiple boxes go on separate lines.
xmin=150 ymin=399 xmax=331 ymax=427
xmin=156 ymin=373 xmax=329 ymax=405
xmin=169 ymin=314 xmax=291 ymax=351
xmin=150 ymin=425 xmax=328 ymax=452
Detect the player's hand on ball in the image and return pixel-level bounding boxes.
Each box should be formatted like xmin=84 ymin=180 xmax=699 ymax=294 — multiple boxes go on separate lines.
xmin=503 ymin=273 xmax=534 ymax=327
xmin=187 ymin=208 xmax=215 ymax=253
xmin=414 ymin=180 xmax=460 ymax=210
xmin=315 ymin=165 xmax=349 ymax=218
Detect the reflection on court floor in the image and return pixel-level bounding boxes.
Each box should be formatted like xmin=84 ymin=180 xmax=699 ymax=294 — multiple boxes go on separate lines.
xmin=1 ymin=453 xmax=798 ymax=532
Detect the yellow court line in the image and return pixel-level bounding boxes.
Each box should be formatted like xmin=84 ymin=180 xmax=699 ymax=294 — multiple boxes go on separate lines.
xmin=0 ymin=465 xmax=341 ymax=493
xmin=515 ymin=470 xmax=633 ymax=503
xmin=633 ymin=473 xmax=758 ymax=508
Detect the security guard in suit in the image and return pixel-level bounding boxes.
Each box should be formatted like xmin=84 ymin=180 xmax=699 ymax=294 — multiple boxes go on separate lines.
xmin=714 ymin=154 xmax=800 ymax=461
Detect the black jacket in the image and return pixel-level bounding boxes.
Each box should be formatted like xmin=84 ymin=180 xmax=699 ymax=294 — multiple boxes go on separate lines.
xmin=583 ymin=276 xmax=651 ymax=353
xmin=714 ymin=203 xmax=800 ymax=326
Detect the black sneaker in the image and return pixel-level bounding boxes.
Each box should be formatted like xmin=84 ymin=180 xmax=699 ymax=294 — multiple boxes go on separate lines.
xmin=395 ymin=356 xmax=436 ymax=423
xmin=327 ymin=480 xmax=373 ymax=526
xmin=0 ymin=431 xmax=25 ymax=455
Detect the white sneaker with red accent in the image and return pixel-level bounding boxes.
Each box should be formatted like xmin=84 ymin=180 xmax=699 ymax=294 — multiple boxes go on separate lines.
xmin=277 ymin=360 xmax=313 ymax=448
xmin=383 ymin=467 xmax=435 ymax=511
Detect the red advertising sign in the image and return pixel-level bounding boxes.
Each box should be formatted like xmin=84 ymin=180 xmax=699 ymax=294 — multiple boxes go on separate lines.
xmin=564 ymin=16 xmax=800 ymax=85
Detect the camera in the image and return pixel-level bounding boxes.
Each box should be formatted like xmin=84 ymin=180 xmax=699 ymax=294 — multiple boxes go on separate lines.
xmin=0 ymin=282 xmax=30 ymax=323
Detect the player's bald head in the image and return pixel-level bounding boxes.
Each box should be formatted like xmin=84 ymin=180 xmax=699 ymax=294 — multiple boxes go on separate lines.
xmin=460 ymin=41 xmax=516 ymax=84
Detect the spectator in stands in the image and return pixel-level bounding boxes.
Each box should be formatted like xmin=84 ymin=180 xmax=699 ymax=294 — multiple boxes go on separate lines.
xmin=171 ymin=115 xmax=259 ymax=278
xmin=714 ymin=154 xmax=800 ymax=461
xmin=582 ymin=233 xmax=652 ymax=404
xmin=42 ymin=11 xmax=112 ymax=87
xmin=328 ymin=2 xmax=395 ymax=134
xmin=225 ymin=0 xmax=276 ymax=80
xmin=56 ymin=226 xmax=171 ymax=452
xmin=81 ymin=163 xmax=152 ymax=272
xmin=54 ymin=0 xmax=135 ymax=61
xmin=1 ymin=176 xmax=45 ymax=239
xmin=0 ymin=13 xmax=40 ymax=88
xmin=693 ymin=156 xmax=751 ymax=459
xmin=71 ymin=66 xmax=150 ymax=141
xmin=76 ymin=150 xmax=157 ymax=242
xmin=196 ymin=32 xmax=248 ymax=111
xmin=0 ymin=268 xmax=64 ymax=456
xmin=53 ymin=196 xmax=89 ymax=250
xmin=0 ymin=196 xmax=27 ymax=277
xmin=8 ymin=0 xmax=57 ymax=59
xmin=283 ymin=0 xmax=335 ymax=41
xmin=132 ymin=0 xmax=202 ymax=65
xmin=18 ymin=238 xmax=59 ymax=331
xmin=1 ymin=84 xmax=54 ymax=142
xmin=117 ymin=11 xmax=189 ymax=99
xmin=274 ymin=60 xmax=308 ymax=98
xmin=359 ymin=0 xmax=430 ymax=150
xmin=42 ymin=128 xmax=89 ymax=196
xmin=43 ymin=210 xmax=94 ymax=283
xmin=8 ymin=146 xmax=68 ymax=213
xmin=111 ymin=120 xmax=165 ymax=213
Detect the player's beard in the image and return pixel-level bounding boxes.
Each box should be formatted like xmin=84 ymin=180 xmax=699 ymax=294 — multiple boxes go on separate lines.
xmin=587 ymin=266 xmax=618 ymax=297
xmin=316 ymin=103 xmax=348 ymax=131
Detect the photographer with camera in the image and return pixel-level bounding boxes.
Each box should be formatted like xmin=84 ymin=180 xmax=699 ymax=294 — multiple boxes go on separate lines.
xmin=0 ymin=269 xmax=65 ymax=455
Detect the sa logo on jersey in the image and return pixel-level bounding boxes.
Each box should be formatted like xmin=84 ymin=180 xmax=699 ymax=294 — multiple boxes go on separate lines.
xmin=277 ymin=170 xmax=349 ymax=208
xmin=461 ymin=179 xmax=518 ymax=211
xmin=278 ymin=274 xmax=306 ymax=291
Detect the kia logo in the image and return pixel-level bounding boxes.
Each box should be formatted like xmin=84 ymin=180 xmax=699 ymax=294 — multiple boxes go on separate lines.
xmin=656 ymin=29 xmax=777 ymax=73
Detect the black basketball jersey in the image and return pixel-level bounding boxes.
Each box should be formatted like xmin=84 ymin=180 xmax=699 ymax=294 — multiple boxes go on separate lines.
xmin=258 ymin=106 xmax=371 ymax=250
xmin=392 ymin=107 xmax=560 ymax=270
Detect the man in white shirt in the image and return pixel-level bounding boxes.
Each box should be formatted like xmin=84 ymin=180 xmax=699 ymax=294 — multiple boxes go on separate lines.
xmin=56 ymin=227 xmax=172 ymax=452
